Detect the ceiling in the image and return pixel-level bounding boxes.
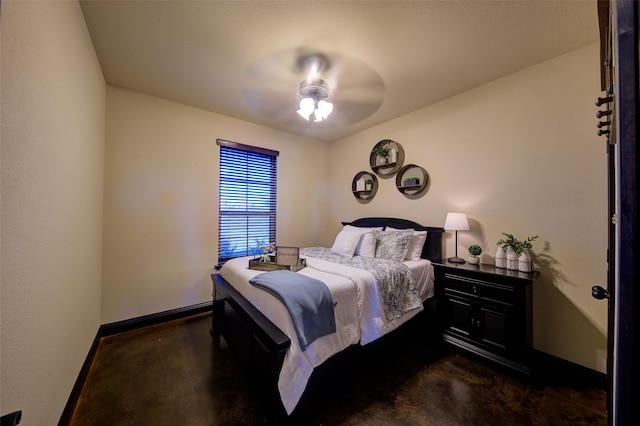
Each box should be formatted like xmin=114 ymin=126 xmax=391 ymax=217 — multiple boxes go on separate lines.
xmin=80 ymin=1 xmax=599 ymax=143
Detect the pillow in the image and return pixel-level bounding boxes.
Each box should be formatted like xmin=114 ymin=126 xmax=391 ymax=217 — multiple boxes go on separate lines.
xmin=387 ymin=227 xmax=428 ymax=261
xmin=330 ymin=230 xmax=362 ymax=258
xmin=374 ymin=229 xmax=414 ymax=261
xmin=342 ymin=224 xmax=383 ymax=234
xmin=356 ymin=232 xmax=376 ymax=258
xmin=405 ymin=231 xmax=427 ymax=261
xmin=341 ymin=225 xmax=383 ymax=257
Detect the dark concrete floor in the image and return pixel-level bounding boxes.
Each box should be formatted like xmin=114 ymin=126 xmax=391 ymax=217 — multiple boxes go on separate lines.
xmin=70 ymin=312 xmax=607 ymax=425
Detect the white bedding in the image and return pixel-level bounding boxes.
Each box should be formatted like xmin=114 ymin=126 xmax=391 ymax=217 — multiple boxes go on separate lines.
xmin=219 ymin=254 xmax=434 ymax=414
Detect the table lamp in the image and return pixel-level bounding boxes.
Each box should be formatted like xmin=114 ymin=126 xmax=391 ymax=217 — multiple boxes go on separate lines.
xmin=444 ymin=212 xmax=470 ymax=263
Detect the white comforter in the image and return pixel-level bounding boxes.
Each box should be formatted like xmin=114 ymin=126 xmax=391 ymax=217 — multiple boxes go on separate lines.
xmin=219 ymin=254 xmax=434 ymax=414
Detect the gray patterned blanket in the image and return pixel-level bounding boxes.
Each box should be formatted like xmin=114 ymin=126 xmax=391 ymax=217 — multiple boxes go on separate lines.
xmin=300 ymin=247 xmax=422 ymax=321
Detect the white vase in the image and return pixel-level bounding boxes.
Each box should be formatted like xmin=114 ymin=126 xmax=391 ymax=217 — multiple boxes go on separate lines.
xmin=468 ymin=256 xmax=479 ymax=265
xmin=495 ymin=246 xmax=506 ymax=268
xmin=506 ymin=248 xmax=518 ymax=270
xmin=378 ymin=156 xmax=388 ymax=165
xmin=518 ymin=250 xmax=531 ymax=272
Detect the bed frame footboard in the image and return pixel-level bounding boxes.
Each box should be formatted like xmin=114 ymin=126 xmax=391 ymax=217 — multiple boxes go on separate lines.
xmin=211 ymin=273 xmax=290 ymax=419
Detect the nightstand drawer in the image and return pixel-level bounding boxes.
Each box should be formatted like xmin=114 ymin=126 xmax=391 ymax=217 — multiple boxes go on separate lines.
xmin=443 ymin=272 xmax=516 ymax=306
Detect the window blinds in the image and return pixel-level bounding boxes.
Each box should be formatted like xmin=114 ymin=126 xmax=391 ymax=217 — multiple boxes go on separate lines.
xmin=217 ymin=140 xmax=278 ymax=263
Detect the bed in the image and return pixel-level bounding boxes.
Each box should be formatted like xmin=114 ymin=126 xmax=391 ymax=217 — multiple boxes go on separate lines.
xmin=210 ymin=217 xmax=443 ymax=419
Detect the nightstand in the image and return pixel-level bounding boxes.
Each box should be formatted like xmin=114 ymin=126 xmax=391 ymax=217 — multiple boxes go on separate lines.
xmin=433 ymin=260 xmax=539 ymax=376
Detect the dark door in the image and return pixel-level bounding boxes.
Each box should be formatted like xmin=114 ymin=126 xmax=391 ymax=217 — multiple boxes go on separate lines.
xmin=611 ymin=1 xmax=638 ymax=424
xmin=593 ymin=1 xmax=639 ymax=424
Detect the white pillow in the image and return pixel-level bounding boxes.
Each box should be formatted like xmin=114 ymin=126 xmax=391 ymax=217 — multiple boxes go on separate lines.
xmin=342 ymin=224 xmax=384 ymax=234
xmin=405 ymin=231 xmax=427 ymax=261
xmin=386 ymin=227 xmax=428 ymax=261
xmin=341 ymin=225 xmax=383 ymax=257
xmin=356 ymin=232 xmax=376 ymax=258
xmin=330 ymin=230 xmax=362 ymax=258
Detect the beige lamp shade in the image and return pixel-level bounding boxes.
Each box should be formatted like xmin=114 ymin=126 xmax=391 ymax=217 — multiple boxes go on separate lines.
xmin=444 ymin=212 xmax=470 ymax=231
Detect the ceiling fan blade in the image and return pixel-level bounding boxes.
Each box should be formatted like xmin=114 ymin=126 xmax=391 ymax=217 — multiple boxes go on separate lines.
xmin=244 ymin=50 xmax=299 ymax=83
xmin=242 ymin=47 xmax=385 ymax=126
xmin=242 ymin=86 xmax=295 ymax=120
xmin=333 ymin=99 xmax=383 ymax=124
xmin=336 ymin=83 xmax=385 ymax=103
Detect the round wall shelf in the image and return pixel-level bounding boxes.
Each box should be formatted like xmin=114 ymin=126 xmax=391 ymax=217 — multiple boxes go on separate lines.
xmin=395 ymin=164 xmax=428 ymax=196
xmin=369 ymin=139 xmax=404 ymax=177
xmin=351 ymin=171 xmax=378 ymax=201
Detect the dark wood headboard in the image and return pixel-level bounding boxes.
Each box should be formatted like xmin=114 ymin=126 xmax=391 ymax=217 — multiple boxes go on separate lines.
xmin=341 ymin=217 xmax=444 ymax=261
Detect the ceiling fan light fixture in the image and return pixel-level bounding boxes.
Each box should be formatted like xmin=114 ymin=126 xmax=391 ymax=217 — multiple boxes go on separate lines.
xmin=297 ymin=79 xmax=333 ymax=122
xmin=297 ymin=97 xmax=315 ymax=120
xmin=314 ymin=99 xmax=333 ymax=122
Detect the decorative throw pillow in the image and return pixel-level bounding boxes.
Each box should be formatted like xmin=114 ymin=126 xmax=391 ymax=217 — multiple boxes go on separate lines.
xmin=330 ymin=230 xmax=362 ymax=258
xmin=374 ymin=229 xmax=414 ymax=261
xmin=386 ymin=227 xmax=427 ymax=261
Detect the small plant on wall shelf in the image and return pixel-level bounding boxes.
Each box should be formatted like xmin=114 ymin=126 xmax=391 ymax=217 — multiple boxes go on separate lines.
xmin=374 ymin=145 xmax=390 ymax=158
xmin=403 ymin=177 xmax=419 ymax=187
xmin=374 ymin=145 xmax=391 ymax=165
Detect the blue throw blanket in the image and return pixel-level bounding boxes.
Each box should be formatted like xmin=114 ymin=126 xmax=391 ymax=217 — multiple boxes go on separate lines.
xmin=249 ymin=270 xmax=337 ymax=351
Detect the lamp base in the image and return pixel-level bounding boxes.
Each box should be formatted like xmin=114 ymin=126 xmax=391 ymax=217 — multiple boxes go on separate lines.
xmin=447 ymin=256 xmax=466 ymax=264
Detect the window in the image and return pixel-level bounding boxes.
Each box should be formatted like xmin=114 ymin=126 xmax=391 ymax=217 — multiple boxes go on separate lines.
xmin=217 ymin=139 xmax=278 ymax=264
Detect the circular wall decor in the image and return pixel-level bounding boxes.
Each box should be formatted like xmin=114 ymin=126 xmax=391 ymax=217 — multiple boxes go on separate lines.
xmin=351 ymin=171 xmax=378 ymax=201
xmin=395 ymin=164 xmax=428 ymax=196
xmin=369 ymin=139 xmax=404 ymax=177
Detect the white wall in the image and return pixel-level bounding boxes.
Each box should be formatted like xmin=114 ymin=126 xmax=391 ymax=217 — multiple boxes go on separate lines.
xmin=102 ymin=87 xmax=330 ymax=323
xmin=0 ymin=0 xmax=105 ymax=422
xmin=327 ymin=43 xmax=607 ymax=372
xmin=0 ymin=5 xmax=606 ymax=424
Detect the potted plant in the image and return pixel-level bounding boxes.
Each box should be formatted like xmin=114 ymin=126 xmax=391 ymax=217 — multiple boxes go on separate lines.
xmin=365 ymin=179 xmax=373 ymax=191
xmin=403 ymin=177 xmax=419 ymax=187
xmin=468 ymin=244 xmax=482 ymax=264
xmin=496 ymin=233 xmax=538 ymax=271
xmin=514 ymin=235 xmax=538 ymax=255
xmin=514 ymin=235 xmax=537 ymax=272
xmin=496 ymin=233 xmax=519 ymax=270
xmin=374 ymin=145 xmax=390 ymax=164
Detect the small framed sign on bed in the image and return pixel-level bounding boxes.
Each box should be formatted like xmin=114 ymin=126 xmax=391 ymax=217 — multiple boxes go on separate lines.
xmin=211 ymin=217 xmax=444 ymax=420
xmin=275 ymin=246 xmax=299 ymax=265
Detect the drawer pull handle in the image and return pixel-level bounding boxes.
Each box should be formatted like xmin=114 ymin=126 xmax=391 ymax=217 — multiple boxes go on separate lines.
xmin=472 ymin=285 xmax=478 ymax=294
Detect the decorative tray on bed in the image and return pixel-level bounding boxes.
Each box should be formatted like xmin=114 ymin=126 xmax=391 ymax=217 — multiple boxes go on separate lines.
xmin=248 ymin=256 xmax=307 ymax=272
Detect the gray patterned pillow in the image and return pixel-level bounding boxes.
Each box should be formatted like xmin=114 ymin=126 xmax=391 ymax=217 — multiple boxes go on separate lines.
xmin=374 ymin=229 xmax=414 ymax=261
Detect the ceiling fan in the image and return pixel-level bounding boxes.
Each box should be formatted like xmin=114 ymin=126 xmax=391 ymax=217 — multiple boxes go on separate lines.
xmin=242 ymin=47 xmax=385 ymax=127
